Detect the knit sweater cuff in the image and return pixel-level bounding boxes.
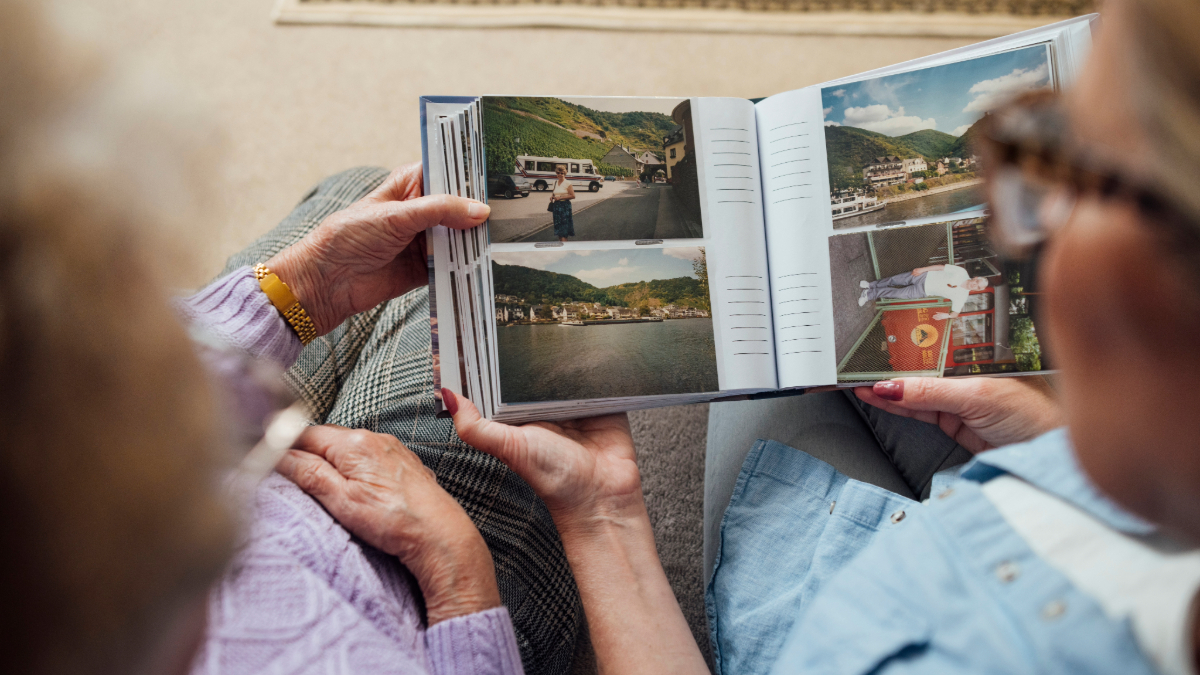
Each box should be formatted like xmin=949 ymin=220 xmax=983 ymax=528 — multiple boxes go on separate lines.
xmin=425 ymin=607 xmax=525 ymax=675
xmin=175 ymin=267 xmax=304 ymax=368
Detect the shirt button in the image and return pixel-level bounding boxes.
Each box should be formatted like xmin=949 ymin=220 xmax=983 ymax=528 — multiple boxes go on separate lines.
xmin=829 ymin=501 xmax=836 ymax=514
xmin=890 ymin=510 xmax=906 ymax=524
xmin=937 ymin=488 xmax=955 ymax=500
xmin=995 ymin=561 xmax=1020 ymax=583
xmin=1041 ymin=600 xmax=1067 ymax=620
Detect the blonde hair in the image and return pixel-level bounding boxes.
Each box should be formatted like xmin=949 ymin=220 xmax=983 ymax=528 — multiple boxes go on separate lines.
xmin=0 ymin=1 xmax=234 ymax=672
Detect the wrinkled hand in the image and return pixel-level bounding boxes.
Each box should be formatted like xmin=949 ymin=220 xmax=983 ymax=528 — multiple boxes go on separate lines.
xmin=276 ymin=425 xmax=500 ymax=624
xmin=266 ymin=164 xmax=489 ymax=335
xmin=443 ymin=389 xmax=643 ymax=531
xmin=856 ymin=376 xmax=1062 ymax=454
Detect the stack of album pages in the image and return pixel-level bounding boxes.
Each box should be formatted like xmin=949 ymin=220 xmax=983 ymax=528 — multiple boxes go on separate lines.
xmin=422 ymin=14 xmax=1095 ymax=422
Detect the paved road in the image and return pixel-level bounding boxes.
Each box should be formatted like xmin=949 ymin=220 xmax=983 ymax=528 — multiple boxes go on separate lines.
xmin=829 ymin=232 xmax=878 ymax=365
xmin=487 ymin=181 xmax=701 ymax=243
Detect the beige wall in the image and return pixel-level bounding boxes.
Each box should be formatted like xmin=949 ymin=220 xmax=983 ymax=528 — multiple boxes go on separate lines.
xmin=84 ymin=0 xmax=981 ymax=286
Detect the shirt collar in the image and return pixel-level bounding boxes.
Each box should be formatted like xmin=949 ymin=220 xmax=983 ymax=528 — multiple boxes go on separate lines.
xmin=959 ymin=428 xmax=1157 ymax=536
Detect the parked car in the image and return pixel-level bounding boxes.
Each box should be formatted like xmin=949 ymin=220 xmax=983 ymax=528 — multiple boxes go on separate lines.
xmin=604 ymin=175 xmax=616 ymax=182
xmin=653 ymin=175 xmax=666 ymax=184
xmin=488 ymin=173 xmax=530 ymax=199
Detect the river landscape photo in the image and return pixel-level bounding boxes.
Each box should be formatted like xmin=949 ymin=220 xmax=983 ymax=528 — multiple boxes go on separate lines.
xmin=822 ymin=44 xmax=1053 ymax=230
xmin=491 ymin=247 xmax=717 ymax=403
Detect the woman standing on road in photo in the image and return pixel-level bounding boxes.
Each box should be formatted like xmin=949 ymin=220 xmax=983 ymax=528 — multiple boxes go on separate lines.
xmin=550 ymin=165 xmax=575 ymax=242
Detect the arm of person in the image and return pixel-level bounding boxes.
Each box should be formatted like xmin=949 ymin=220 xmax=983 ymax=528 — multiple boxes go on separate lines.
xmin=277 ymin=426 xmax=524 ymax=675
xmin=445 ymin=390 xmax=708 ymax=675
xmin=857 ymin=376 xmax=1063 ymax=454
xmin=932 ymin=311 xmax=960 ymax=321
xmin=177 ymin=164 xmax=489 ymax=363
xmin=912 ymin=264 xmax=945 ymax=276
xmin=566 ymin=184 xmax=576 ymax=200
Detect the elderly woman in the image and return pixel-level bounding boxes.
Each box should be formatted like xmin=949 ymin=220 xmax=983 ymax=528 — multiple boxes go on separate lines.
xmin=549 ymin=166 xmax=575 ymax=242
xmin=438 ymin=0 xmax=1200 ymax=673
xmin=1 ymin=1 xmax=574 ymax=673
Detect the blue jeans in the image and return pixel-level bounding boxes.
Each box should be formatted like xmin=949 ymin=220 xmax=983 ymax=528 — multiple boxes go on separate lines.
xmin=703 ymin=390 xmax=971 ymax=580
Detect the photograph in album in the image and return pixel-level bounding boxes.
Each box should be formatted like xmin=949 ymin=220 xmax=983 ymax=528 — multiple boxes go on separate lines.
xmin=829 ymin=217 xmax=1046 ymax=383
xmin=482 ymin=96 xmax=703 ymax=243
xmin=823 ymin=45 xmax=1053 ymax=229
xmin=491 ymin=247 xmax=716 ymax=403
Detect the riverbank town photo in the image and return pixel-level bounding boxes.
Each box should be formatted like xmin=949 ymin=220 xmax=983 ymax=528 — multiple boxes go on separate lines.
xmin=822 ymin=44 xmax=1054 ymax=229
xmin=483 ymin=96 xmax=704 ymax=243
xmin=828 ymin=217 xmax=1045 ymax=383
xmin=491 ymin=247 xmax=717 ymax=402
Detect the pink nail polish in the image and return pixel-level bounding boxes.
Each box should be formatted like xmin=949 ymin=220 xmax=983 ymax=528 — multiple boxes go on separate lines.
xmin=874 ymin=381 xmax=904 ymax=401
xmin=441 ymin=388 xmax=459 ymax=415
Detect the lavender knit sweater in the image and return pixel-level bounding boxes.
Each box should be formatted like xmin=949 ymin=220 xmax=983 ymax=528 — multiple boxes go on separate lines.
xmin=179 ymin=268 xmax=525 ymax=675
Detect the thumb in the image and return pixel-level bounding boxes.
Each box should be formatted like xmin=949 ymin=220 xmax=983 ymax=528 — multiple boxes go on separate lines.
xmin=366 ymin=194 xmax=490 ymax=241
xmin=443 ymin=388 xmax=522 ymax=467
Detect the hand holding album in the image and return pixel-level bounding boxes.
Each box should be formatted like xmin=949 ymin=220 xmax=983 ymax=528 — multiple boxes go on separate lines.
xmin=444 ymin=389 xmax=644 ymax=527
xmin=265 ymin=163 xmax=489 ymax=336
xmin=855 ymin=376 xmax=1062 ymax=453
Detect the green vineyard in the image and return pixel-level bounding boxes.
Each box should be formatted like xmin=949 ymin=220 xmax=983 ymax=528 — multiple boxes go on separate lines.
xmin=482 ymin=100 xmax=656 ymax=177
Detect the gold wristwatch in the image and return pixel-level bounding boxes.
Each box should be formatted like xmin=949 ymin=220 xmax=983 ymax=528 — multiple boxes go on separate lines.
xmin=254 ymin=263 xmax=318 ymax=345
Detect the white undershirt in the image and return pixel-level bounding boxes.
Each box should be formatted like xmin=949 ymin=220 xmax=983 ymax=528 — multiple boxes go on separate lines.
xmin=983 ymin=476 xmax=1200 ymax=675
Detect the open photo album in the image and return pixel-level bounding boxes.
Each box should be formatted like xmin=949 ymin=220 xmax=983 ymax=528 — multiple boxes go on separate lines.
xmin=421 ymin=14 xmax=1095 ymax=422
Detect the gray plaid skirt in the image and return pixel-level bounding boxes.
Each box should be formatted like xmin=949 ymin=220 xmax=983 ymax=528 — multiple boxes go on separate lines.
xmin=219 ymin=167 xmax=582 ymax=675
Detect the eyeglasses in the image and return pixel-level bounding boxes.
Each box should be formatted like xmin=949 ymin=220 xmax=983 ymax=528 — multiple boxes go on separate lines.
xmin=981 ymin=91 xmax=1199 ymax=259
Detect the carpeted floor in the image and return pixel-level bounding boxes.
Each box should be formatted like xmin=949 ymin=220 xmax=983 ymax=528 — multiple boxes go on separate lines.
xmin=632 ymin=403 xmax=713 ymax=667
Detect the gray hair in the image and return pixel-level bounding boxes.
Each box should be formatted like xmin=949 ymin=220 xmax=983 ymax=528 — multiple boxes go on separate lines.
xmin=0 ymin=2 xmax=235 ymax=673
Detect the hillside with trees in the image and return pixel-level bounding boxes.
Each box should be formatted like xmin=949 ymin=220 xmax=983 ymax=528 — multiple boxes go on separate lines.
xmin=945 ymin=116 xmax=987 ymax=161
xmin=483 ymin=97 xmax=676 ymax=178
xmin=604 ymin=277 xmax=709 ymax=311
xmin=894 ymin=129 xmax=957 ymax=159
xmin=492 ymin=263 xmax=708 ymax=310
xmin=823 ymin=122 xmax=983 ymax=190
xmin=488 ymin=97 xmax=677 ymax=152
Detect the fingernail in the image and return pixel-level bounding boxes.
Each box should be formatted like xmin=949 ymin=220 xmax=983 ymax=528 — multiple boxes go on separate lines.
xmin=874 ymin=380 xmax=904 ymax=401
xmin=441 ymin=388 xmax=459 ymax=415
xmin=467 ymin=201 xmax=490 ymax=220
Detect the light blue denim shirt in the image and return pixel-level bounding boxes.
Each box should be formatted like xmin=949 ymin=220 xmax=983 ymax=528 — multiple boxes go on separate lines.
xmin=706 ymin=428 xmax=1162 ymax=675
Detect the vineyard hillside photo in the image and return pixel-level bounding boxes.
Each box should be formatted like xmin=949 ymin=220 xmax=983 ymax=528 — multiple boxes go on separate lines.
xmin=482 ymin=96 xmax=704 ymax=243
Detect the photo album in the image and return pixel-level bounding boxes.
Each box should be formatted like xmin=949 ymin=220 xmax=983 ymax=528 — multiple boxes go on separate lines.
xmin=422 ymin=15 xmax=1095 ymax=422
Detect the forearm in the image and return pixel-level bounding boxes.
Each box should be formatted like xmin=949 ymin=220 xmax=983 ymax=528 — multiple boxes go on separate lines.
xmin=174 ymin=267 xmax=303 ymax=368
xmin=912 ymin=264 xmax=943 ymax=276
xmin=556 ymin=506 xmax=707 ymax=675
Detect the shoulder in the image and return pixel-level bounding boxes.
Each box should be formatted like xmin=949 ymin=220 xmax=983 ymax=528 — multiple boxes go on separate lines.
xmin=946 ymin=264 xmax=968 ymax=277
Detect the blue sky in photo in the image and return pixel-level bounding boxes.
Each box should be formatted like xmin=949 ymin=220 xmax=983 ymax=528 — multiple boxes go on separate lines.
xmin=821 ymin=45 xmax=1052 ymax=138
xmin=492 ymin=247 xmax=701 ymax=287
